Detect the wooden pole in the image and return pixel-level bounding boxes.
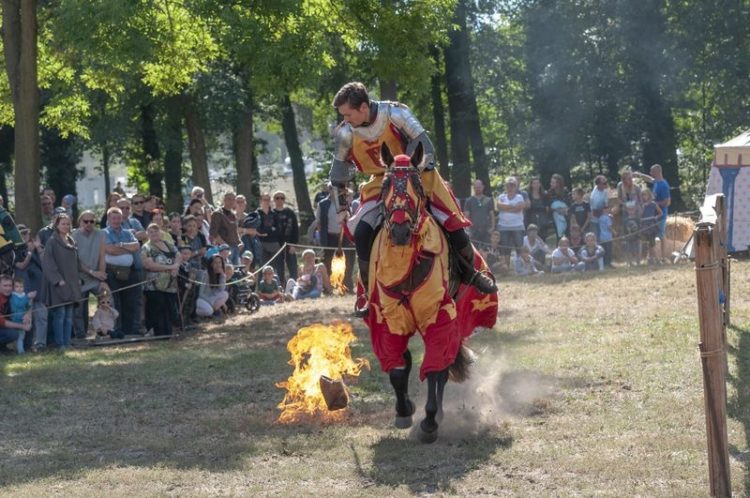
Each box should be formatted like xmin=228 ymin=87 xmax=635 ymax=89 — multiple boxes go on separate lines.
xmin=694 ymin=217 xmax=731 ymax=497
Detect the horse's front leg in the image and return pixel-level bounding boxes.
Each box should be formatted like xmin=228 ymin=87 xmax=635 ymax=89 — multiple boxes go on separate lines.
xmin=389 ymin=350 xmax=415 ymax=429
xmin=418 ymin=367 xmax=448 ymax=444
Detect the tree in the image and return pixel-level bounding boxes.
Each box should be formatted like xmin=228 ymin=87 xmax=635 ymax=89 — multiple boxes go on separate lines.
xmin=2 ymin=0 xmax=41 ymax=230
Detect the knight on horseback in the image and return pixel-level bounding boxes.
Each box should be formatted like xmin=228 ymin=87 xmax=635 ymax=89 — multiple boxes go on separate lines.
xmin=329 ymin=82 xmax=497 ymax=316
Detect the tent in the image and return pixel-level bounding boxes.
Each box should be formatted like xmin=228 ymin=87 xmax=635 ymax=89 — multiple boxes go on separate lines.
xmin=706 ymin=129 xmax=750 ymax=252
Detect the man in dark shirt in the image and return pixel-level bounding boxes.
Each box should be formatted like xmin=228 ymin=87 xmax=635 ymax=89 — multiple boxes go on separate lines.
xmin=272 ymin=190 xmax=299 ymax=282
xmin=463 ymin=179 xmax=495 ymax=245
xmin=130 ymin=193 xmax=152 ymax=229
xmin=210 ymin=192 xmax=241 ymax=265
xmin=568 ymin=187 xmax=591 ymax=234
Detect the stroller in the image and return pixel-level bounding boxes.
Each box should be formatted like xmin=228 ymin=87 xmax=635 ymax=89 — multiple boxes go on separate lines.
xmin=226 ymin=268 xmax=261 ymax=314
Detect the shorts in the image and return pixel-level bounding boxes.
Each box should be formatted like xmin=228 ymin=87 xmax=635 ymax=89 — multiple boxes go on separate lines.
xmin=656 ymin=217 xmax=667 ymax=238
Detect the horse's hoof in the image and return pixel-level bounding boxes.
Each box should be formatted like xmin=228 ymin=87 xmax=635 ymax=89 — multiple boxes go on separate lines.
xmin=418 ymin=420 xmax=438 ymax=444
xmin=394 ymin=400 xmax=415 ymax=429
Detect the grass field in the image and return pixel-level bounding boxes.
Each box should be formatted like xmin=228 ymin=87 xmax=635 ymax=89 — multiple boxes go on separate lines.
xmin=1 ymin=261 xmax=749 ymax=497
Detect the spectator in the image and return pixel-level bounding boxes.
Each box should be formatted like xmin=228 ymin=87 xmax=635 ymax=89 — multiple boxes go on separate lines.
xmin=187 ymin=186 xmax=212 ymax=217
xmin=167 ymin=212 xmax=183 ymax=244
xmin=640 ymin=189 xmax=663 ymax=265
xmin=14 ymin=225 xmax=46 ymax=351
xmin=235 ymin=194 xmax=248 ymax=220
xmin=551 ymin=237 xmax=584 ymax=273
xmin=113 ymin=181 xmax=125 ymax=195
xmin=599 ymin=206 xmax=614 ymax=268
xmin=100 ymin=192 xmax=121 ymax=228
xmin=42 ymin=187 xmax=56 ymax=207
xmin=38 ymin=207 xmax=67 ymax=247
xmin=257 ymin=193 xmax=281 ymax=273
xmin=40 ymin=194 xmax=54 ymax=226
xmin=117 ymin=198 xmax=147 ymax=242
xmin=41 ymin=213 xmax=83 ymax=349
xmin=182 ymin=214 xmax=208 ymax=269
xmin=103 ymin=207 xmax=140 ymax=338
xmin=317 ymin=187 xmax=354 ymax=292
xmin=617 ymin=169 xmax=642 ymax=266
xmin=0 ymin=275 xmax=30 ymax=351
xmin=150 ymin=209 xmax=172 ymax=243
xmin=141 ymin=223 xmax=181 ymax=336
xmin=196 ymin=250 xmax=229 ymax=317
xmin=240 ymin=212 xmax=263 ymax=272
xmin=578 ymin=232 xmax=605 ymax=271
xmin=481 ymin=229 xmax=505 ymax=275
xmin=130 ymin=193 xmax=152 ymax=229
xmin=514 ymin=246 xmax=543 ymax=277
xmin=568 ymin=187 xmax=591 ymax=235
xmin=187 ymin=199 xmax=211 ymax=238
xmin=496 ymin=176 xmax=527 ymax=268
xmin=9 ymin=278 xmax=35 ymax=354
xmin=634 ymin=164 xmax=671 ymax=263
xmin=525 ymin=176 xmax=548 ymax=239
xmin=546 ymin=173 xmax=570 ymax=242
xmin=61 ymin=194 xmax=76 ymax=218
xmin=568 ymin=223 xmax=584 ymax=253
xmin=313 ymin=183 xmax=331 ymax=210
xmin=272 ymin=190 xmax=299 ymax=282
xmin=177 ymin=244 xmax=199 ymax=325
xmin=523 ymin=224 xmax=551 ymax=268
xmin=589 ymin=175 xmax=610 ymax=239
xmin=464 ymin=179 xmax=495 ymax=245
xmin=257 ymin=265 xmax=284 ymax=304
xmin=72 ymin=210 xmax=108 ymax=340
xmin=210 ymin=192 xmax=241 ymax=265
xmin=284 ymin=249 xmax=327 ymax=300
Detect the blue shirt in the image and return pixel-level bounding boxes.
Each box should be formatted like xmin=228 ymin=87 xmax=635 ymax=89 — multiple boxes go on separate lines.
xmin=652 ymin=179 xmax=670 ymax=220
xmin=599 ymin=215 xmax=613 ymax=242
xmin=103 ymin=226 xmax=137 ymax=245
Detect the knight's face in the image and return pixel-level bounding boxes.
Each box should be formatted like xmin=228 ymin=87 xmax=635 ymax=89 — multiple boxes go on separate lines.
xmin=338 ymin=102 xmax=370 ymax=127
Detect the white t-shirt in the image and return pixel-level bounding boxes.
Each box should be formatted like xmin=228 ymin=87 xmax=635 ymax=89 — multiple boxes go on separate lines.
xmin=496 ymin=193 xmax=525 ymax=230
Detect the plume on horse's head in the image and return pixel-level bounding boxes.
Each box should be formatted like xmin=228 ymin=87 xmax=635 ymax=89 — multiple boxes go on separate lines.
xmin=380 ymin=143 xmax=427 ymax=246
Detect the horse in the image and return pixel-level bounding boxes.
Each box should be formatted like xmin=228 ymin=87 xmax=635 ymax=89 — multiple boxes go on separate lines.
xmin=363 ymin=142 xmax=498 ymax=443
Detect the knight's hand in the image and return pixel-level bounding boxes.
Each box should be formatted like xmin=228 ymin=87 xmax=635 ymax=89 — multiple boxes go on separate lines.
xmin=420 ymin=160 xmax=435 ymax=172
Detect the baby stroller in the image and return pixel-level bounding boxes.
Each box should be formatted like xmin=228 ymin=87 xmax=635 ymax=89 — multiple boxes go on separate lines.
xmin=226 ymin=268 xmax=261 ymax=314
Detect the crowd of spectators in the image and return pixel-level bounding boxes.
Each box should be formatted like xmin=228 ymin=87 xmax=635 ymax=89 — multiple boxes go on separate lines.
xmin=0 ymin=162 xmax=672 ymax=354
xmin=463 ymin=163 xmax=672 ymax=277
xmin=0 ymin=184 xmax=347 ymax=355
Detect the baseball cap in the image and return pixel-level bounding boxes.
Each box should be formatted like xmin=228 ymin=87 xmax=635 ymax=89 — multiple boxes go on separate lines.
xmin=241 ymin=250 xmax=253 ymax=260
xmin=242 ymin=212 xmax=261 ymax=229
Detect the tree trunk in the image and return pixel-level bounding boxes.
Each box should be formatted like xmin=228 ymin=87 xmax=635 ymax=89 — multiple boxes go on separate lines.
xmin=2 ymin=0 xmax=41 ymax=231
xmin=140 ymin=103 xmax=162 ymax=198
xmin=380 ymin=80 xmax=397 ymax=101
xmin=450 ymin=0 xmax=489 ymax=191
xmin=183 ymin=93 xmax=212 ymax=205
xmin=163 ymin=96 xmax=184 ymax=213
xmin=102 ymin=144 xmax=111 ymax=200
xmin=280 ymin=94 xmax=314 ymax=233
xmin=641 ymin=91 xmax=683 ymax=210
xmin=444 ymin=14 xmax=472 ymax=199
xmin=429 ymin=46 xmax=450 ymax=179
xmin=0 ymin=126 xmax=14 ymax=208
xmin=234 ymin=98 xmax=254 ymax=201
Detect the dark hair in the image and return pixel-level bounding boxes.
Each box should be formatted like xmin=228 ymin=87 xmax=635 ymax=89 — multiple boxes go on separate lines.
xmin=189 ymin=198 xmax=202 ymax=207
xmin=208 ymin=255 xmax=225 ymax=286
xmin=332 ymin=82 xmax=370 ymax=109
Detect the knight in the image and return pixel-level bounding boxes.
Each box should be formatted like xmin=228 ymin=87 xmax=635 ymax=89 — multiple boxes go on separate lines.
xmin=329 ymin=81 xmax=497 ymax=315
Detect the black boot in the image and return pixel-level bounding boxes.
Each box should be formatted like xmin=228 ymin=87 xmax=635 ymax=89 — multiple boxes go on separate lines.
xmin=353 ymin=258 xmax=370 ymax=317
xmin=457 ymin=244 xmax=498 ymax=294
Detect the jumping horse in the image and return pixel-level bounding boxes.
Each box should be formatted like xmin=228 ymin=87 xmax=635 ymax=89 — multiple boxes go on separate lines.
xmin=363 ymin=143 xmax=498 ymax=443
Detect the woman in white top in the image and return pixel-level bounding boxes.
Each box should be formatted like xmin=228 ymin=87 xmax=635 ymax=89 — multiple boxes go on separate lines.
xmin=496 ymin=176 xmax=528 ymax=266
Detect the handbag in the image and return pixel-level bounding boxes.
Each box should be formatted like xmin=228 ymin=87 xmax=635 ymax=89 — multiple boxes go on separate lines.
xmin=107 ymin=264 xmax=131 ymax=282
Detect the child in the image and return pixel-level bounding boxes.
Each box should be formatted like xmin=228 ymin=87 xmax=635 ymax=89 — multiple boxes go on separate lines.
xmin=523 ymin=224 xmax=550 ymax=268
xmin=177 ymin=244 xmax=199 ymax=324
xmin=257 ymin=265 xmax=284 ymax=304
xmin=9 ymin=279 xmax=35 ymax=354
xmin=623 ymin=200 xmax=641 ymax=266
xmin=568 ymin=187 xmax=591 ymax=234
xmin=578 ymin=232 xmax=605 ymax=271
xmin=568 ymin=223 xmax=584 ymax=253
xmin=551 ymin=237 xmax=584 ymax=273
xmin=640 ymin=189 xmax=663 ymax=264
xmin=91 ymin=289 xmax=119 ymax=340
xmin=240 ymin=213 xmax=263 ymax=272
xmin=514 ymin=246 xmax=543 ymax=276
xmin=481 ymin=230 xmax=505 ymax=275
xmin=598 ymin=206 xmax=614 ymax=268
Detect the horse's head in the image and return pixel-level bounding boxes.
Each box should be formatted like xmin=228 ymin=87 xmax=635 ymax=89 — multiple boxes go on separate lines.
xmin=380 ymin=142 xmax=426 ymax=246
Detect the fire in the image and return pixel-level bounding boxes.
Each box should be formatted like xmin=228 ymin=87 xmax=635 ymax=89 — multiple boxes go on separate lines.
xmin=329 ymin=251 xmax=348 ymax=295
xmin=276 ymin=322 xmax=369 ymax=423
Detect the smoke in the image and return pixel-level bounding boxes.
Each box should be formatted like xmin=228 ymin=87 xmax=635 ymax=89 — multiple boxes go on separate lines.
xmin=416 ymin=349 xmax=557 ymax=441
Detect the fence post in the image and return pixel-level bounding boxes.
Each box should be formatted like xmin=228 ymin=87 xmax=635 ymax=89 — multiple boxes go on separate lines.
xmin=694 ymin=194 xmax=731 ymax=497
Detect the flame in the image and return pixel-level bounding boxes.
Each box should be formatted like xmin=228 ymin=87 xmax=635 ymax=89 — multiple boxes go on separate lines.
xmin=276 ymin=322 xmax=369 ymax=423
xmin=329 ymin=251 xmax=348 ymax=295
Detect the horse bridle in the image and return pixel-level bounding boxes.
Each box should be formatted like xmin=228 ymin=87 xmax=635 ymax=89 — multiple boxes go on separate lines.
xmin=380 ymin=165 xmax=426 ymax=237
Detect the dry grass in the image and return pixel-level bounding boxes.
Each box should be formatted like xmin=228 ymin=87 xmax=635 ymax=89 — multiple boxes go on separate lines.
xmin=1 ymin=261 xmax=749 ymax=497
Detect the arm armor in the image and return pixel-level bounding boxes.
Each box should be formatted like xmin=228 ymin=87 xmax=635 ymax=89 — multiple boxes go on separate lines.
xmin=330 ymin=124 xmax=354 ymax=187
xmin=389 ymin=104 xmax=435 ymax=170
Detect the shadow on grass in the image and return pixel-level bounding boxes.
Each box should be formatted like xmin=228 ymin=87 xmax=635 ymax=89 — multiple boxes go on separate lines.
xmin=727 ymin=324 xmax=750 ymax=492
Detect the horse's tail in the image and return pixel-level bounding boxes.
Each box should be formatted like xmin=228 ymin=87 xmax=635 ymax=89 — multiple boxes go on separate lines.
xmin=448 ymin=343 xmax=475 ymax=383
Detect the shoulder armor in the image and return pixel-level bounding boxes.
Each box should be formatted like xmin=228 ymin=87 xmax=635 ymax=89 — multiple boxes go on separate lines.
xmin=332 ymin=123 xmax=353 ymax=161
xmin=388 ymin=103 xmax=425 ymax=140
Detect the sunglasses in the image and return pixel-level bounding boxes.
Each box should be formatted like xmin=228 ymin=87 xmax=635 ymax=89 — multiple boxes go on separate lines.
xmin=274 ymin=196 xmax=285 ymax=201
xmin=132 ymin=200 xmax=144 ymax=205
xmin=81 ymin=219 xmax=95 ymax=224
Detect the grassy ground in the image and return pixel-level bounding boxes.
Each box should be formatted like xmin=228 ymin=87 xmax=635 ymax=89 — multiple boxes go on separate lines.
xmin=1 ymin=261 xmax=749 ymax=497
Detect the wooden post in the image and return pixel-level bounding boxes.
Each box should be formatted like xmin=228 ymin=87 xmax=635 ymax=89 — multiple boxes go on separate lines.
xmin=694 ymin=194 xmax=732 ymax=497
